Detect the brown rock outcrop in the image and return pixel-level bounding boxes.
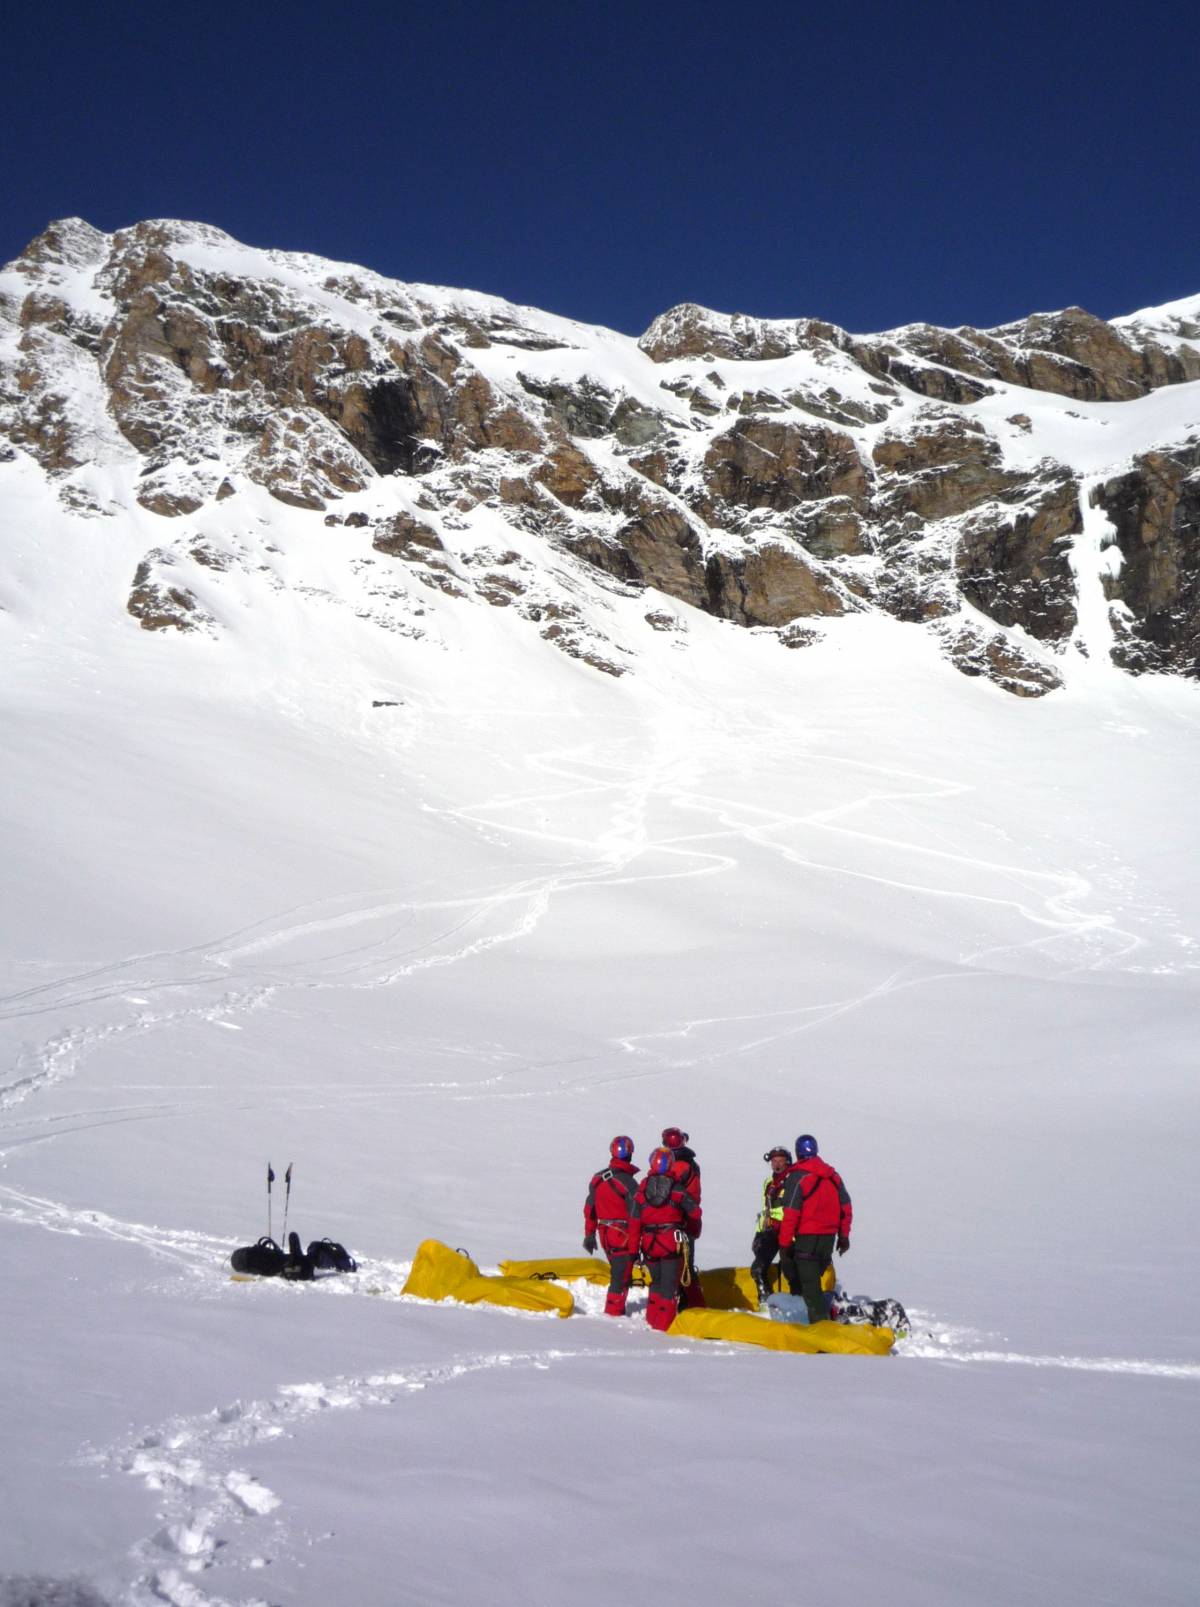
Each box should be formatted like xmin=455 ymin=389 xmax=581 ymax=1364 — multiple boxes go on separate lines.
xmin=705 ymin=542 xmax=848 ymax=627
xmin=372 ymin=512 xmax=445 ymax=557
xmin=954 ymin=472 xmax=1081 ymax=642
xmin=639 ymin=304 xmax=840 ymax=364
xmin=1094 ymin=443 xmax=1200 ymax=674
xmin=701 ymin=420 xmax=869 ymax=524
xmin=127 ymin=552 xmax=211 ymax=632
xmin=936 ymin=620 xmax=1063 ymax=697
xmin=873 ymin=417 xmax=1021 ymax=523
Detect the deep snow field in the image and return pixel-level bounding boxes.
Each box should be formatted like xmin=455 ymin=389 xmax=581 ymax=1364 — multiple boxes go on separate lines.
xmin=1 ymin=476 xmax=1198 ymax=1606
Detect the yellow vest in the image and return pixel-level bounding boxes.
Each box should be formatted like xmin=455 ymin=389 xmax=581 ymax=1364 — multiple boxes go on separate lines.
xmin=755 ymin=1175 xmax=785 ymax=1232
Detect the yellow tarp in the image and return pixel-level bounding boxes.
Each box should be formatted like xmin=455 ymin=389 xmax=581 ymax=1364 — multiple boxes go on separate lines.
xmin=499 ymin=1256 xmax=611 ymax=1286
xmin=694 ymin=1263 xmax=836 ymax=1310
xmin=493 ymin=1259 xmax=837 ymax=1307
xmin=499 ymin=1254 xmax=653 ymax=1287
xmin=403 ymin=1240 xmax=574 ymax=1318
xmin=670 ymin=1306 xmax=894 ymax=1355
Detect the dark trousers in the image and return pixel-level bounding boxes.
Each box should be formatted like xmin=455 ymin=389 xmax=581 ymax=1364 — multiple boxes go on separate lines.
xmin=604 ymin=1252 xmax=634 ymax=1316
xmin=751 ymin=1229 xmax=781 ymax=1299
xmin=646 ymin=1254 xmax=683 ymax=1331
xmin=780 ymin=1233 xmax=835 ymax=1324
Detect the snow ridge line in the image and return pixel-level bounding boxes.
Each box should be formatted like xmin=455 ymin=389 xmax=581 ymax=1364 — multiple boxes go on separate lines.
xmin=92 ymin=1344 xmax=682 ymax=1607
xmin=0 ymin=1184 xmax=232 ymax=1269
xmin=0 ymin=985 xmax=275 ymax=1121
xmin=902 ymin=1342 xmax=1200 ymax=1380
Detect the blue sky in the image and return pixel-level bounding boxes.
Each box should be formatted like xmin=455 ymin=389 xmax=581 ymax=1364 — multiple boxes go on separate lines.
xmin=4 ymin=0 xmax=1197 ymax=335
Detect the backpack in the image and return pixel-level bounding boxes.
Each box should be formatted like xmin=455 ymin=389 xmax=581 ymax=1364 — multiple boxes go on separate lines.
xmin=230 ymin=1236 xmax=287 ymax=1277
xmin=306 ymin=1238 xmax=358 ymax=1273
xmin=643 ymin=1173 xmax=673 ymax=1208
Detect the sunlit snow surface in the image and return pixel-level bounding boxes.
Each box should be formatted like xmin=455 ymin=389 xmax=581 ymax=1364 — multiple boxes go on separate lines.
xmin=2 ymin=346 xmax=1200 ymax=1601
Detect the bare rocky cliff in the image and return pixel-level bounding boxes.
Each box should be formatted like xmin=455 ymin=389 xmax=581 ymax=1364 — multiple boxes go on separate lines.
xmin=2 ymin=217 xmax=1198 ymax=692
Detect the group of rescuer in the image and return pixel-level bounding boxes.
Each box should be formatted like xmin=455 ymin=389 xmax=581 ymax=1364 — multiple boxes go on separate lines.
xmin=582 ymin=1128 xmax=851 ymax=1332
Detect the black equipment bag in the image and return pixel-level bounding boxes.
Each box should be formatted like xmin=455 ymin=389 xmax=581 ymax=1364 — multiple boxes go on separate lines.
xmin=306 ymin=1238 xmax=358 ymax=1273
xmin=230 ymin=1236 xmax=287 ymax=1277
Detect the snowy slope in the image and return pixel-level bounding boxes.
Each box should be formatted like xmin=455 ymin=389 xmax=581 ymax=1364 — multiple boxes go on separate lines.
xmin=1 ymin=225 xmax=1199 ymax=1607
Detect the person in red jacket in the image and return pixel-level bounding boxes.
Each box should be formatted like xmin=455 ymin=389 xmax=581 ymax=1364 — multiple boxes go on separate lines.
xmin=778 ymin=1133 xmax=853 ymax=1324
xmin=628 ymin=1146 xmax=702 ymax=1331
xmin=661 ymin=1125 xmax=706 ymax=1309
xmin=583 ymin=1135 xmax=640 ymax=1316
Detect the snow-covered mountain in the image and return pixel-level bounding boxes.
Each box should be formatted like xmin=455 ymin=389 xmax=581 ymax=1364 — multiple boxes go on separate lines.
xmin=1 ymin=222 xmax=1198 ymax=1607
xmin=3 ymin=217 xmax=1199 ymax=694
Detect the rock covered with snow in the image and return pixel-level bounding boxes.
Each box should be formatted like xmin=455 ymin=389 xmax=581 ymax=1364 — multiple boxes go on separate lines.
xmin=2 ymin=216 xmax=1199 ymax=693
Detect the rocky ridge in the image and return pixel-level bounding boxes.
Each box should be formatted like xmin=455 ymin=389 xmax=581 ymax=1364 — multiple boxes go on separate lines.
xmin=2 ymin=217 xmax=1199 ymax=693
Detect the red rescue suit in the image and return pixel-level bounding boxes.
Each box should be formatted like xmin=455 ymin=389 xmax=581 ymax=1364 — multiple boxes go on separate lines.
xmin=668 ymin=1145 xmax=706 ymax=1309
xmin=584 ymin=1160 xmax=639 ymax=1315
xmin=778 ymin=1155 xmax=852 ymax=1246
xmin=629 ymin=1177 xmax=702 ymax=1331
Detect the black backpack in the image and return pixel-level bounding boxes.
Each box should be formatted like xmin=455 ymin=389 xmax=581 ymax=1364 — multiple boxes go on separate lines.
xmin=306 ymin=1238 xmax=358 ymax=1273
xmin=231 ymin=1236 xmax=287 ymax=1277
xmin=643 ymin=1173 xmax=673 ymax=1208
xmin=231 ymin=1231 xmax=356 ymax=1279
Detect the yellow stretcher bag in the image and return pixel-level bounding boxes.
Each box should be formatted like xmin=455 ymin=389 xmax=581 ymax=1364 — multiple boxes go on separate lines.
xmin=498 ymin=1256 xmax=611 ymax=1286
xmin=491 ymin=1260 xmax=837 ymax=1307
xmin=693 ymin=1263 xmax=836 ymax=1310
xmin=670 ymin=1306 xmax=894 ymax=1354
xmin=403 ymin=1240 xmax=574 ymax=1318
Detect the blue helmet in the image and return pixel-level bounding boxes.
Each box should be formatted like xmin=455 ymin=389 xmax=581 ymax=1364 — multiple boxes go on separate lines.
xmin=610 ymin=1135 xmax=634 ymax=1163
xmin=648 ymin=1146 xmax=674 ymax=1176
xmin=795 ymin=1134 xmax=819 ymax=1158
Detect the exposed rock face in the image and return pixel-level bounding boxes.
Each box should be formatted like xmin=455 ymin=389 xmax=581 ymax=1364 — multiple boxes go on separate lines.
xmin=955 ymin=472 xmax=1081 ymax=643
xmin=372 ymin=511 xmax=445 ymax=558
xmin=4 ymin=216 xmax=1200 ymax=693
xmin=127 ymin=549 xmax=213 ymax=632
xmin=873 ymin=416 xmax=1020 ymax=524
xmin=639 ymin=304 xmax=840 ymax=364
xmin=1095 ymin=443 xmax=1200 ymax=675
xmin=706 ymin=542 xmax=849 ymax=627
xmin=935 ymin=620 xmax=1064 ymax=697
xmin=701 ymin=420 xmax=869 ymax=525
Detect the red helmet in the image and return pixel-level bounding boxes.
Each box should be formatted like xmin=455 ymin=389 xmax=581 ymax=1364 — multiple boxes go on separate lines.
xmin=610 ymin=1135 xmax=634 ymax=1163
xmin=648 ymin=1146 xmax=674 ymax=1176
xmin=661 ymin=1126 xmax=687 ymax=1149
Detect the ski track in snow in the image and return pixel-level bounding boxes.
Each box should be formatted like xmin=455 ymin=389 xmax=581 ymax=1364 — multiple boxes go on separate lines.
xmin=1 ymin=724 xmax=1167 ymax=1128
xmin=2 ymin=1168 xmax=1195 ymax=1607
xmin=7 ymin=1171 xmax=1194 ymax=1398
xmin=0 ymin=745 xmax=1130 ymax=1137
xmin=80 ymin=1276 xmax=1199 ymax=1607
xmin=3 ymin=724 xmax=1193 ymax=1602
xmin=0 ymin=727 xmax=1170 ymax=1210
xmin=92 ymin=1340 xmax=686 ymax=1607
xmin=0 ymin=988 xmax=276 ymax=1124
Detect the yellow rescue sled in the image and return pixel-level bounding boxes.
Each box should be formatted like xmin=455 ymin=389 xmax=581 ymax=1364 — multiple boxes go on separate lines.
xmin=670 ymin=1307 xmax=894 ymax=1355
xmin=403 ymin=1239 xmax=574 ymax=1317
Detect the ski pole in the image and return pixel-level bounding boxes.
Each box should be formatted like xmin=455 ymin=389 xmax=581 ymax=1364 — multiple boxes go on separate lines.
xmin=281 ymin=1162 xmax=293 ymax=1244
xmin=267 ymin=1162 xmax=275 ymax=1239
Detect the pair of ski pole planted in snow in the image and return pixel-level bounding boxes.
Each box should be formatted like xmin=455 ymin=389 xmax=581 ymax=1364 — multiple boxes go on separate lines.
xmin=231 ymin=1162 xmax=358 ymax=1277
xmin=267 ymin=1160 xmax=293 ymax=1243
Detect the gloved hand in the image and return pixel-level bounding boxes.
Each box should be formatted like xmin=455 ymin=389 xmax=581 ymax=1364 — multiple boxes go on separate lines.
xmin=582 ymin=1234 xmax=597 ymax=1255
xmin=837 ymin=1235 xmax=850 ymax=1256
